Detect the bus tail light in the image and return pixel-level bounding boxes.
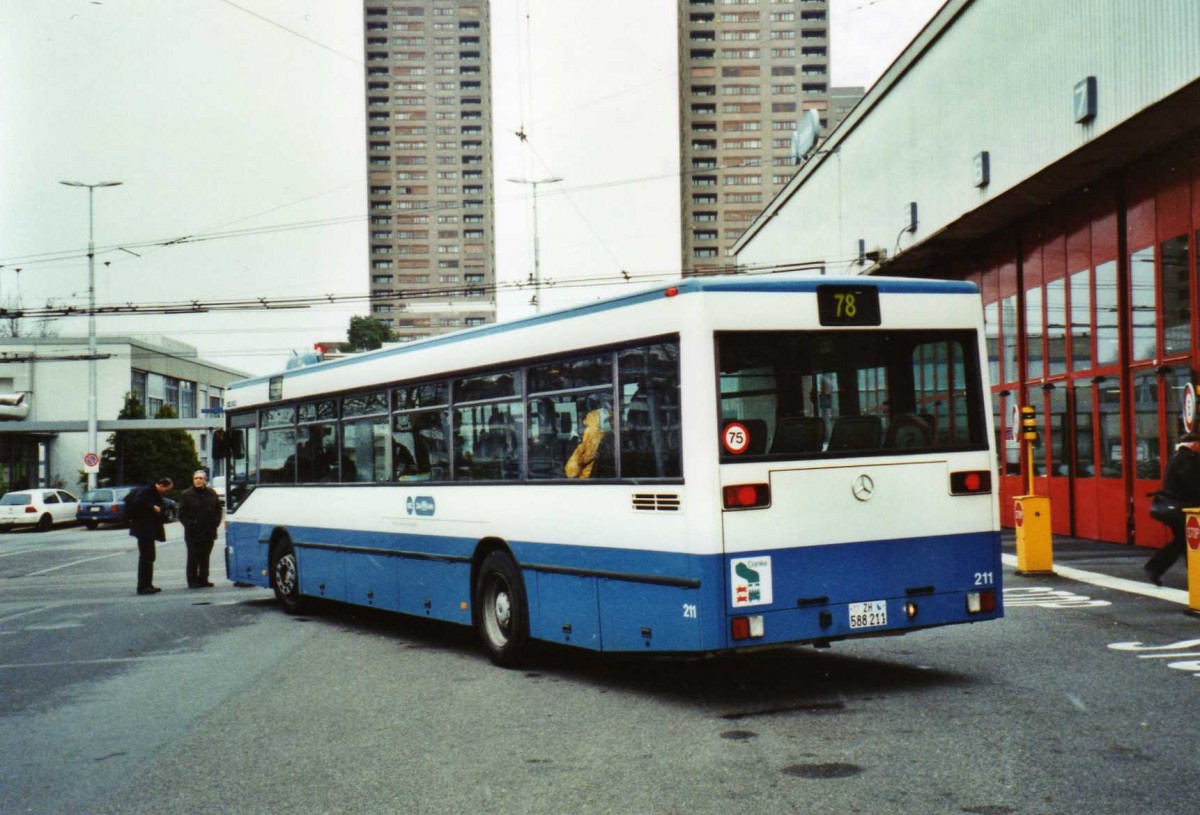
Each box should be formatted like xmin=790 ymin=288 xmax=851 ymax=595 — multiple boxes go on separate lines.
xmin=731 ymin=615 xmax=764 ymax=641
xmin=967 ymin=589 xmax=996 ymax=614
xmin=723 ymin=483 xmax=770 ymax=510
xmin=950 ymin=470 xmax=992 ymax=495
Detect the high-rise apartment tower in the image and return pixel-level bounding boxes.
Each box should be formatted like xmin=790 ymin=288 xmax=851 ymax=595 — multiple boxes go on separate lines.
xmin=678 ymin=0 xmax=831 ymax=274
xmin=363 ymin=1 xmax=496 ymax=341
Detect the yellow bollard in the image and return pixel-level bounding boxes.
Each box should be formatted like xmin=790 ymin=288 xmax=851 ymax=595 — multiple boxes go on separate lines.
xmin=1185 ymin=509 xmax=1200 ymax=618
xmin=1015 ymin=495 xmax=1054 ymax=575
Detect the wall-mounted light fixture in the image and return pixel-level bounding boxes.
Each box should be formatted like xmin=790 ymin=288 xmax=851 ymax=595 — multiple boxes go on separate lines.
xmin=856 ymin=238 xmax=866 ymax=266
xmin=973 ymin=151 xmax=990 ymax=188
xmin=901 ymin=202 xmax=917 ymax=233
xmin=1073 ymin=76 xmax=1097 ymax=123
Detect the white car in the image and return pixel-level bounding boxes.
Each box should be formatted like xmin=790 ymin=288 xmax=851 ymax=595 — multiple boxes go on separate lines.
xmin=0 ymin=488 xmax=80 ymax=532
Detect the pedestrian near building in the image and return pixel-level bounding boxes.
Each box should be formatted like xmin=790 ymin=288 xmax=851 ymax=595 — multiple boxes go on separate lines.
xmin=127 ymin=477 xmax=173 ymax=595
xmin=179 ymin=470 xmax=223 ymax=588
xmin=1146 ymin=432 xmax=1200 ymax=585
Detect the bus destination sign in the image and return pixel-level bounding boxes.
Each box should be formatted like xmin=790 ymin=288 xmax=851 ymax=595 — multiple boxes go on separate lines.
xmin=816 ymin=284 xmax=881 ymax=326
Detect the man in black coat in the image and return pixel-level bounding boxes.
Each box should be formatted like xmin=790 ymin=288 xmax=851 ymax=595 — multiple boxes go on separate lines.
xmin=178 ymin=470 xmax=223 ymax=588
xmin=1146 ymin=432 xmax=1200 ymax=585
xmin=127 ymin=477 xmax=173 ymax=595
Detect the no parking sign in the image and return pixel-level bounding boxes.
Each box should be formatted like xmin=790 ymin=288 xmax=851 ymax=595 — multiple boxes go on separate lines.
xmin=83 ymin=452 xmax=100 ymax=474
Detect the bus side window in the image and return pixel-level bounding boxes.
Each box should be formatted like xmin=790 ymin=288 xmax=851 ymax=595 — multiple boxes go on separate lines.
xmin=454 ymin=403 xmax=522 ymax=481
xmin=566 ymin=395 xmax=612 ymax=479
xmin=618 ymin=343 xmax=682 ymax=478
xmin=393 ymin=414 xmax=430 ymax=481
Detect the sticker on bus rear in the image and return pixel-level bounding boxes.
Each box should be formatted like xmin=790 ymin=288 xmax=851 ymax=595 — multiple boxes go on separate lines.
xmin=731 ymin=556 xmax=773 ymax=607
xmin=723 ymin=422 xmax=751 ymax=455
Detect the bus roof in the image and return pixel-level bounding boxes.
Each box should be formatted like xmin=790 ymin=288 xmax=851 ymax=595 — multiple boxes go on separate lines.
xmin=230 ymin=273 xmax=978 ymax=392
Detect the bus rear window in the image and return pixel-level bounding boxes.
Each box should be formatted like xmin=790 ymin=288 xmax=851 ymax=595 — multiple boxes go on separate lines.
xmin=717 ymin=330 xmax=987 ymax=458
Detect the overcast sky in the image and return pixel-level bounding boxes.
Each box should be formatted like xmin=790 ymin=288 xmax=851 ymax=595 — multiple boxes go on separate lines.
xmin=1 ymin=0 xmax=942 ymax=376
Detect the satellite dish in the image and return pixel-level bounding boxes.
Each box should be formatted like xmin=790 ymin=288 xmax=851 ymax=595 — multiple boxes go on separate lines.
xmin=790 ymin=109 xmax=821 ymax=164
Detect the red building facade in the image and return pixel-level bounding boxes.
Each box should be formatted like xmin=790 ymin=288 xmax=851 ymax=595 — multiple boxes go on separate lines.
xmin=960 ymin=136 xmax=1200 ymax=547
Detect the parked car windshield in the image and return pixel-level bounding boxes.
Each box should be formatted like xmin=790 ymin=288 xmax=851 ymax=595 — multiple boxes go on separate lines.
xmin=82 ymin=490 xmax=114 ymax=502
xmin=1 ymin=494 xmax=32 ymax=505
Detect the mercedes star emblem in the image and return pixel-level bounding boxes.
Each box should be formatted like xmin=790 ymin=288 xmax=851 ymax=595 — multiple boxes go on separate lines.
xmin=852 ymin=474 xmax=875 ymax=501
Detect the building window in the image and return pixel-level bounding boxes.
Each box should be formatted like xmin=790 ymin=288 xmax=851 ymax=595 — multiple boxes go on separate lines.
xmin=1161 ymin=234 xmax=1190 ymax=357
xmin=179 ymin=380 xmax=196 ymax=419
xmin=1129 ymin=246 xmax=1156 ymax=362
xmin=130 ymin=370 xmax=147 ymax=407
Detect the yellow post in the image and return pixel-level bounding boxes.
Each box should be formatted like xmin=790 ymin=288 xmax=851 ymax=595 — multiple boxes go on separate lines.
xmin=1184 ymin=509 xmax=1200 ymax=618
xmin=1014 ymin=405 xmax=1053 ymax=575
xmin=1015 ymin=495 xmax=1054 ymax=574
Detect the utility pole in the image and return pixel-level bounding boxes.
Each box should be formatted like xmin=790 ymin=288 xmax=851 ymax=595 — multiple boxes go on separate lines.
xmin=59 ymin=180 xmax=123 ymax=490
xmin=507 ymin=176 xmax=561 ymax=313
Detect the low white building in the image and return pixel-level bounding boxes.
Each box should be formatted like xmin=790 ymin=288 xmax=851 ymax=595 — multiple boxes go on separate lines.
xmin=0 ymin=335 xmax=245 ymax=493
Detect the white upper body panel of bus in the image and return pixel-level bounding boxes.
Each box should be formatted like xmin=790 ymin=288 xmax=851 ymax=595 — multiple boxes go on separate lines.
xmin=225 ymin=273 xmax=982 ymax=411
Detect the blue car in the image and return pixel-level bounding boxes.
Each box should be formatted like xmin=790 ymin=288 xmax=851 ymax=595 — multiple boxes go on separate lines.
xmin=76 ymin=486 xmax=136 ymax=529
xmin=76 ymin=486 xmax=177 ymax=529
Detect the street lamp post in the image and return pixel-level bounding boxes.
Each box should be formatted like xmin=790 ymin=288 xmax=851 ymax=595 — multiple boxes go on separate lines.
xmin=60 ymin=180 xmax=122 ymax=490
xmin=507 ymin=176 xmax=561 ymax=313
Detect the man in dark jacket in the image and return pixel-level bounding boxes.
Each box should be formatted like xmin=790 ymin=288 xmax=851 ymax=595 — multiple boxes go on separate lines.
xmin=1146 ymin=432 xmax=1200 ymax=585
xmin=127 ymin=477 xmax=173 ymax=595
xmin=178 ymin=470 xmax=223 ymax=588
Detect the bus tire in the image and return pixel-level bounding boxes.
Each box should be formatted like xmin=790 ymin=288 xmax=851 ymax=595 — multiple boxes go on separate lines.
xmin=271 ymin=540 xmax=307 ymax=614
xmin=474 ymin=550 xmax=529 ymax=667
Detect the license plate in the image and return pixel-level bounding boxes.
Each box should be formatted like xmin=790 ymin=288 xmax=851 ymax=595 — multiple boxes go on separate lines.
xmin=90 ymin=507 xmax=100 ymax=513
xmin=848 ymin=600 xmax=887 ymax=629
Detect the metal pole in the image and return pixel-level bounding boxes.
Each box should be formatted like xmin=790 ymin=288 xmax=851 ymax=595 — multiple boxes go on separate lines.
xmin=507 ymin=176 xmax=561 ymax=313
xmin=60 ymin=180 xmax=121 ymax=491
xmin=86 ymin=185 xmax=97 ymax=491
xmin=530 ymin=180 xmax=543 ymax=313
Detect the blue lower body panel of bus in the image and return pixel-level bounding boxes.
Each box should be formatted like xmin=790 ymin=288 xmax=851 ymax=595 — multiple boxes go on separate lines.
xmin=720 ymin=531 xmax=1003 ymax=649
xmin=225 ymin=521 xmax=1000 ymax=655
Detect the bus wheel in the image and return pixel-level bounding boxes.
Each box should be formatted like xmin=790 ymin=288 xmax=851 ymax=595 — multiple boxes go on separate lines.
xmin=474 ymin=551 xmax=528 ymax=667
xmin=271 ymin=540 xmax=306 ymax=614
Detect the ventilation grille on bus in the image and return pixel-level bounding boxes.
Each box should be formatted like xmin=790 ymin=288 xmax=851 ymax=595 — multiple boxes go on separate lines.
xmin=632 ymin=493 xmax=681 ymax=512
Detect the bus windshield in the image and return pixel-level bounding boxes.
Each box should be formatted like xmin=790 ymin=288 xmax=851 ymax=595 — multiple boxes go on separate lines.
xmin=718 ymin=329 xmax=987 ymax=458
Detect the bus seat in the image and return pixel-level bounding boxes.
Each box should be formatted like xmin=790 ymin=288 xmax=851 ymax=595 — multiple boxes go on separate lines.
xmin=885 ymin=413 xmax=933 ymax=449
xmin=771 ymin=415 xmax=825 ymax=454
xmin=918 ymin=413 xmax=937 ymax=442
xmin=828 ymin=415 xmax=882 ymax=451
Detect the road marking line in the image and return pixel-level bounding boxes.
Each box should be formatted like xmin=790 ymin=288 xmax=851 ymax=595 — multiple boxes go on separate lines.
xmin=1001 ymin=553 xmax=1190 ymax=606
xmin=22 ymin=551 xmax=128 ymax=577
xmin=0 ymin=605 xmax=60 ymax=625
xmin=0 ymin=655 xmax=184 ymax=670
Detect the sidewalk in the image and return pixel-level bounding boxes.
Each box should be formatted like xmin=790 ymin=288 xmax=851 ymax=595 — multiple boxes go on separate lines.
xmin=1000 ymin=529 xmax=1192 ymax=607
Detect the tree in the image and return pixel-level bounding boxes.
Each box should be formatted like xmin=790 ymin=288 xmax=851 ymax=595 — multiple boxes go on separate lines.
xmin=347 ymin=315 xmax=397 ymax=351
xmin=99 ymin=394 xmax=201 ymax=494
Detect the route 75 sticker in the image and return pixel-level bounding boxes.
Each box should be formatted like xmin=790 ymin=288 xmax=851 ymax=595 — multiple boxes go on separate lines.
xmin=731 ymin=556 xmax=773 ymax=607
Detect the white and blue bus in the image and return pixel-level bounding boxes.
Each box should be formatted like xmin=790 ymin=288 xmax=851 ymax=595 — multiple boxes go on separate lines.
xmin=221 ymin=273 xmax=1001 ymax=665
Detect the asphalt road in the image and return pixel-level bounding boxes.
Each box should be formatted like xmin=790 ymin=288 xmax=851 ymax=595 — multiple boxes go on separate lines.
xmin=2 ymin=523 xmax=1199 ymax=815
